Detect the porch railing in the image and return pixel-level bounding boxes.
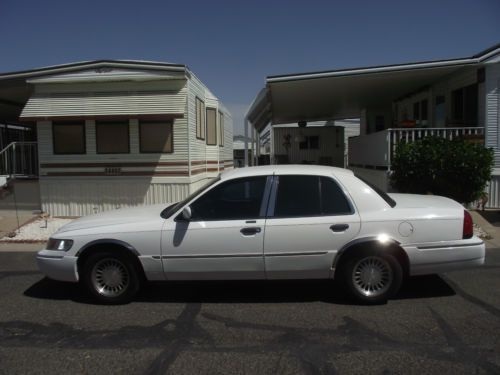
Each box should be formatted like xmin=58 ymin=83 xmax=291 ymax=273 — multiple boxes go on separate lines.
xmin=0 ymin=142 xmax=38 ymax=177
xmin=348 ymin=127 xmax=485 ymax=170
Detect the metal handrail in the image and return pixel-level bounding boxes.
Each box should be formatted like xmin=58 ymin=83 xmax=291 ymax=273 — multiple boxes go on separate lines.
xmin=0 ymin=141 xmax=38 ymax=177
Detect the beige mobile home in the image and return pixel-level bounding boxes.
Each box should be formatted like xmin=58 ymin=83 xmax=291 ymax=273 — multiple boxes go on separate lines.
xmin=0 ymin=60 xmax=233 ymax=216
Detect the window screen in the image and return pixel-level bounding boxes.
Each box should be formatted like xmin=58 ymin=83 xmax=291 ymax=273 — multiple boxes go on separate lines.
xmin=190 ymin=176 xmax=267 ymax=221
xmin=96 ymin=121 xmax=129 ymax=154
xmin=140 ymin=121 xmax=173 ymax=153
xmin=52 ymin=122 xmax=86 ymax=154
xmin=206 ymin=108 xmax=217 ymax=145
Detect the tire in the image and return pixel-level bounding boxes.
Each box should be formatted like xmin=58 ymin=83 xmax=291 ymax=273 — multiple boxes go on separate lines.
xmin=82 ymin=252 xmax=140 ymax=304
xmin=340 ymin=250 xmax=403 ymax=305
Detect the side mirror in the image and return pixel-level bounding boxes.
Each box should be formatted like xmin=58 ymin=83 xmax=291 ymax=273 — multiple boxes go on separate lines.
xmin=181 ymin=206 xmax=192 ymax=221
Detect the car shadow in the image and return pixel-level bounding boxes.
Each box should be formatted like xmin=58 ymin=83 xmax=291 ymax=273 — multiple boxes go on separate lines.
xmin=24 ymin=274 xmax=455 ymax=305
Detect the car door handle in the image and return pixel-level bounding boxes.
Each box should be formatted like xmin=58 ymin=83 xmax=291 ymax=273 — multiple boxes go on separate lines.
xmin=240 ymin=227 xmax=261 ymax=236
xmin=330 ymin=224 xmax=349 ymax=232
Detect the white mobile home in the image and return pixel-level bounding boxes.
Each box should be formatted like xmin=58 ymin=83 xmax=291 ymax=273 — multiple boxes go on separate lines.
xmin=0 ymin=60 xmax=233 ymax=216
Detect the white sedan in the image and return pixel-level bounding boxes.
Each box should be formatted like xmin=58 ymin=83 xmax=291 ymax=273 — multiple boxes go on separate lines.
xmin=37 ymin=165 xmax=485 ymax=304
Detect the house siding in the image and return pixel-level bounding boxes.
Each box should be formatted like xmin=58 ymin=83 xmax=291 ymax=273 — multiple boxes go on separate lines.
xmin=28 ymin=65 xmax=233 ymax=216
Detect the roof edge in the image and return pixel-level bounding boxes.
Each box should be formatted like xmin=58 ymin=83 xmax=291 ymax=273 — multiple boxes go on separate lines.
xmin=267 ymin=42 xmax=500 ymax=83
xmin=0 ymin=60 xmax=187 ymax=80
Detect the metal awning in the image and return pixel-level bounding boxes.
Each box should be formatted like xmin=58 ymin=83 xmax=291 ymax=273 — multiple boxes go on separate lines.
xmin=0 ymin=60 xmax=187 ymax=123
xmin=246 ymin=43 xmax=500 ymax=132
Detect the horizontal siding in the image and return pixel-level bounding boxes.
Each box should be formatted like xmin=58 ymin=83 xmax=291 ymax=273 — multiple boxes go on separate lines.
xmin=40 ymin=178 xmax=192 ymax=216
xmin=485 ymin=64 xmax=500 ymax=166
xmin=21 ymin=89 xmax=186 ymax=118
xmin=187 ymin=73 xmax=233 ymax=174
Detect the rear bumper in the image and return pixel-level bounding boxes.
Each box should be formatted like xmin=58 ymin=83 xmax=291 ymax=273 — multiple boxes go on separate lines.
xmin=36 ymin=249 xmax=79 ymax=282
xmin=405 ymin=237 xmax=485 ymax=276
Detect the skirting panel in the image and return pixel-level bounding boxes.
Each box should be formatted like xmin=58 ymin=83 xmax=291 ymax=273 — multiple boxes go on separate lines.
xmin=40 ymin=177 xmax=193 ymax=216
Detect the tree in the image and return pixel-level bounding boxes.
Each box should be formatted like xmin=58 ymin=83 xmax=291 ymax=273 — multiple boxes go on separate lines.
xmin=390 ymin=137 xmax=494 ymax=204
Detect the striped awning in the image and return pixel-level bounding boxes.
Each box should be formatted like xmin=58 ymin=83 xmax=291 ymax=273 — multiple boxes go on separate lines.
xmin=20 ymin=90 xmax=186 ymax=120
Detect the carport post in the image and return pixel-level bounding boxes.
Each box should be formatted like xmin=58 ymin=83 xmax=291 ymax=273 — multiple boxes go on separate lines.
xmin=244 ymin=117 xmax=249 ymax=167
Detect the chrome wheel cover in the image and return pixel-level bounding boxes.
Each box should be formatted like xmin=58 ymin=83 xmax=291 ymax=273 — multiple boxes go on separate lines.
xmin=352 ymin=256 xmax=393 ymax=297
xmin=91 ymin=258 xmax=130 ymax=297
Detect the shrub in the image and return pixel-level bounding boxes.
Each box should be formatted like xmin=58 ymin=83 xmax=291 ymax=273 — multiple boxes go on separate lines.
xmin=390 ymin=136 xmax=494 ymax=204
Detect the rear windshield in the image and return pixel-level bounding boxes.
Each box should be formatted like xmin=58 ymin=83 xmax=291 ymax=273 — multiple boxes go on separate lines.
xmin=356 ymin=175 xmax=396 ymax=208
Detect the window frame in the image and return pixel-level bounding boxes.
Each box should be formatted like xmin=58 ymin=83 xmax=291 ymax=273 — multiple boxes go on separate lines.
xmin=95 ymin=121 xmax=130 ymax=154
xmin=206 ymin=107 xmax=217 ymax=146
xmin=181 ymin=175 xmax=272 ymax=222
xmin=52 ymin=121 xmax=86 ymax=155
xmin=218 ymin=111 xmax=224 ymax=147
xmin=195 ymin=97 xmax=206 ymax=140
xmin=299 ymin=135 xmax=319 ymax=150
xmin=267 ymin=174 xmax=355 ymax=218
xmin=139 ymin=120 xmax=174 ymax=154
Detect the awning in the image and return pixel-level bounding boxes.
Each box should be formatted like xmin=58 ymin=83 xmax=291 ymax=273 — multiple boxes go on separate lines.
xmin=247 ymin=43 xmax=500 ymax=131
xmin=20 ymin=90 xmax=186 ymax=121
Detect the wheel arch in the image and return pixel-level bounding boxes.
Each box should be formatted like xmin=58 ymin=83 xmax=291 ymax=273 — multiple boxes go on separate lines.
xmin=332 ymin=236 xmax=410 ymax=279
xmin=76 ymin=239 xmax=145 ymax=281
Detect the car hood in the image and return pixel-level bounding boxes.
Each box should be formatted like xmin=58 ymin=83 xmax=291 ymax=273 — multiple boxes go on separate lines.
xmin=388 ymin=193 xmax=462 ymax=209
xmin=56 ymin=204 xmax=172 ymax=233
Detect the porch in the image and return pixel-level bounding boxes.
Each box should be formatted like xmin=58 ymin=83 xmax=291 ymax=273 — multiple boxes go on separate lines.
xmin=348 ymin=126 xmax=485 ymax=170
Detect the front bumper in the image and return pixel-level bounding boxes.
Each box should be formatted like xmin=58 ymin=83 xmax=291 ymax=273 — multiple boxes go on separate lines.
xmin=36 ymin=249 xmax=79 ymax=282
xmin=405 ymin=237 xmax=486 ymax=276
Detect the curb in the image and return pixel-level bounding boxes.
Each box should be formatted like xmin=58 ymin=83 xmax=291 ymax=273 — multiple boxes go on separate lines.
xmin=470 ymin=210 xmax=500 ymax=248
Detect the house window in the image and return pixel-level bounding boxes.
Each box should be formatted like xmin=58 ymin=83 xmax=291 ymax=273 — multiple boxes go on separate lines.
xmin=375 ymin=115 xmax=385 ymax=132
xmin=451 ymin=84 xmax=478 ymax=126
xmin=218 ymin=111 xmax=224 ymax=147
xmin=139 ymin=121 xmax=173 ymax=153
xmin=413 ymin=99 xmax=428 ymax=126
xmin=96 ymin=121 xmax=130 ymax=154
xmin=52 ymin=121 xmax=86 ymax=154
xmin=206 ymin=108 xmax=217 ymax=145
xmin=299 ymin=136 xmax=319 ymax=150
xmin=195 ymin=97 xmax=205 ymax=140
xmin=435 ymin=96 xmax=446 ymax=127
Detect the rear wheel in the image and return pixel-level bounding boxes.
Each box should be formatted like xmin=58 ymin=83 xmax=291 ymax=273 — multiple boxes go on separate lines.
xmin=82 ymin=252 xmax=140 ymax=304
xmin=340 ymin=251 xmax=402 ymax=304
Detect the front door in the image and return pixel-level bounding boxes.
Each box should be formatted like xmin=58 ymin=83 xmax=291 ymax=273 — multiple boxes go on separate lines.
xmin=161 ymin=175 xmax=270 ymax=280
xmin=264 ymin=174 xmax=361 ymax=279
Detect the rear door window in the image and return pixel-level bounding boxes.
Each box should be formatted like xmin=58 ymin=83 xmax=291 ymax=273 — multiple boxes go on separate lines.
xmin=273 ymin=175 xmax=353 ymax=218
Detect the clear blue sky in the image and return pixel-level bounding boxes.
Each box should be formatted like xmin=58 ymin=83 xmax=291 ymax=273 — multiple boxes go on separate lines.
xmin=1 ymin=0 xmax=499 ymax=135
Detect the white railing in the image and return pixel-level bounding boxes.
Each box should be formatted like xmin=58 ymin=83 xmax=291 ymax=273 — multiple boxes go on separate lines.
xmin=348 ymin=127 xmax=485 ymax=170
xmin=0 ymin=142 xmax=38 ymax=177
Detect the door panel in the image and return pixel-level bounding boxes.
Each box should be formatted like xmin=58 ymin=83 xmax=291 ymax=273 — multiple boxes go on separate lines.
xmin=264 ymin=174 xmax=360 ymax=279
xmin=161 ymin=175 xmax=270 ymax=280
xmin=161 ymin=219 xmax=266 ymax=280
xmin=264 ymin=215 xmax=360 ymax=279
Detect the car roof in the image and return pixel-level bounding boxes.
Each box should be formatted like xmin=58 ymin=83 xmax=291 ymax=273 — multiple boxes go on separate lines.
xmin=220 ymin=165 xmax=354 ymax=180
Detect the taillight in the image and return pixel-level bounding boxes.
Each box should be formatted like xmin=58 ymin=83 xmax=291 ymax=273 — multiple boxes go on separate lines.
xmin=463 ymin=210 xmax=473 ymax=239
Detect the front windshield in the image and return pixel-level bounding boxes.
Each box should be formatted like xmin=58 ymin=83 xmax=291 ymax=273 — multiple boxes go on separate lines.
xmin=160 ymin=176 xmax=221 ymax=219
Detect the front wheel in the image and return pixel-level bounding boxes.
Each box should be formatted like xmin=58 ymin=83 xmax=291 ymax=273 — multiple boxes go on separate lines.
xmin=340 ymin=251 xmax=403 ymax=304
xmin=82 ymin=252 xmax=140 ymax=304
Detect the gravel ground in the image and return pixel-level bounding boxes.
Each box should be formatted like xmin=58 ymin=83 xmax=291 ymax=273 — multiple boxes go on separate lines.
xmin=1 ymin=217 xmax=74 ymax=241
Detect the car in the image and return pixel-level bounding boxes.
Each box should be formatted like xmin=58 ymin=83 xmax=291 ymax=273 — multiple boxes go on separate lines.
xmin=36 ymin=165 xmax=485 ymax=304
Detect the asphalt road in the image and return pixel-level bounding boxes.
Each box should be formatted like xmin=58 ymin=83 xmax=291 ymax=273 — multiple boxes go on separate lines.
xmin=0 ymin=250 xmax=499 ymax=374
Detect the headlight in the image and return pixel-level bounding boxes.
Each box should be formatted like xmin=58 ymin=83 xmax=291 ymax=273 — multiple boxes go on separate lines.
xmin=46 ymin=238 xmax=74 ymax=251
